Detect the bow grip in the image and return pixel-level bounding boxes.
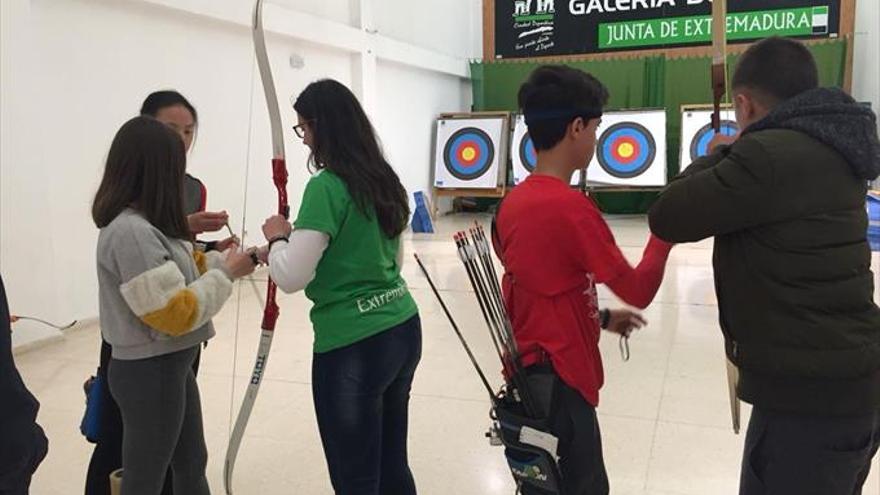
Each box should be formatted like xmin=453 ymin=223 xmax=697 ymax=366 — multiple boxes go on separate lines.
xmin=271 ymin=158 xmax=290 ymax=219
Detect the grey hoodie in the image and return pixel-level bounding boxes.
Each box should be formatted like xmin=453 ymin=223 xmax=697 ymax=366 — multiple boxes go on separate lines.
xmin=746 ymin=87 xmax=880 ymax=180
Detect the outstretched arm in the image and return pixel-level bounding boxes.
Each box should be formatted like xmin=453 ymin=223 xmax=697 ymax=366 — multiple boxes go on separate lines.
xmin=569 ymin=206 xmax=673 ymax=310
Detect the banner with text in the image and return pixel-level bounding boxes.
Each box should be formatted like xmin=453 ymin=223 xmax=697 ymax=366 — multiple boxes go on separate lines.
xmin=494 ymin=0 xmax=840 ymax=59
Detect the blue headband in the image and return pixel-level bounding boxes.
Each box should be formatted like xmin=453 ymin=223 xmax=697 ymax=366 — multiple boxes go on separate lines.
xmin=523 ymin=108 xmax=603 ymax=126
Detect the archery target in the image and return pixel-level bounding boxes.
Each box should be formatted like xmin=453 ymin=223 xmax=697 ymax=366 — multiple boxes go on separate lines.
xmin=587 ymin=110 xmax=666 ymax=187
xmin=511 ymin=114 xmax=582 ymax=187
xmin=434 ymin=117 xmax=508 ymax=189
xmin=596 ymin=122 xmax=656 ymax=178
xmin=444 ymin=128 xmax=495 ymax=180
xmin=680 ymin=108 xmax=739 ymax=171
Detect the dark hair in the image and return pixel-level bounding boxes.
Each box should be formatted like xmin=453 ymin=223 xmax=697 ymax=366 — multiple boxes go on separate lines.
xmin=732 ymin=37 xmax=819 ymax=106
xmin=92 ymin=116 xmax=190 ymax=239
xmin=140 ymin=90 xmax=198 ymax=124
xmin=518 ymin=65 xmax=609 ymax=151
xmin=293 ymin=79 xmax=409 ymax=238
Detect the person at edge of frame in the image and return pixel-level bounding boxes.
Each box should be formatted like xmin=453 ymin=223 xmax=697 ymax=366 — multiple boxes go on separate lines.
xmin=649 ymin=36 xmax=880 ymax=495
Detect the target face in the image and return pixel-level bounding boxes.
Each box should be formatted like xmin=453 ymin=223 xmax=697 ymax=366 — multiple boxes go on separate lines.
xmin=519 ymin=133 xmax=538 ymax=172
xmin=443 ymin=127 xmax=495 ymax=180
xmin=690 ymin=121 xmax=739 ymax=161
xmin=434 ymin=117 xmax=507 ymax=190
xmin=596 ymin=122 xmax=657 ymax=179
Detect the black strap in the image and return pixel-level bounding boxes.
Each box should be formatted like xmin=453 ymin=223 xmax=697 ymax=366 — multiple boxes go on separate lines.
xmin=491 ymin=198 xmax=506 ymax=262
xmin=268 ymin=236 xmax=289 ymax=251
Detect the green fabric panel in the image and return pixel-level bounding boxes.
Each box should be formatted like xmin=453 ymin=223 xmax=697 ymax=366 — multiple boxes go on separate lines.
xmin=468 ymin=39 xmax=848 ymax=213
xmin=470 ymin=62 xmax=486 ymax=112
xmin=473 ymin=57 xmax=656 ymax=111
xmin=809 ymin=40 xmax=848 ymax=87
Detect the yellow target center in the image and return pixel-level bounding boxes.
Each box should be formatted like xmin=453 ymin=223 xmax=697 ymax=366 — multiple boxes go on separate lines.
xmin=617 ymin=142 xmax=635 ymax=158
xmin=462 ymin=147 xmax=477 ymax=161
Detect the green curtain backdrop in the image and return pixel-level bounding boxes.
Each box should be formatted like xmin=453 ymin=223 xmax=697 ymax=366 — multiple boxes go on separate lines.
xmin=470 ymin=40 xmax=848 ymax=213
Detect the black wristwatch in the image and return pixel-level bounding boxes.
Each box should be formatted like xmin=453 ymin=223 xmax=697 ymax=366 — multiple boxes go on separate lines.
xmin=599 ymin=309 xmax=611 ymax=329
xmin=268 ymin=235 xmax=289 ymax=251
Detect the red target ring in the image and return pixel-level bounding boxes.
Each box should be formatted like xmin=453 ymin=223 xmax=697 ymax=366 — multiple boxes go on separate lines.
xmin=610 ymin=136 xmax=640 ymax=164
xmin=597 ymin=122 xmax=657 ymax=179
xmin=443 ymin=127 xmax=495 ymax=180
xmin=455 ymin=140 xmax=481 ymax=167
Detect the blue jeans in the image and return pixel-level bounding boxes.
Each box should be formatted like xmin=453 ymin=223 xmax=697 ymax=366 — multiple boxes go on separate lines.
xmin=312 ymin=315 xmax=422 ymax=495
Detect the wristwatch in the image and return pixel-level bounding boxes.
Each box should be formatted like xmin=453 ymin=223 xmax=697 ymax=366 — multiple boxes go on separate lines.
xmin=268 ymin=235 xmax=289 ymax=251
xmin=599 ymin=309 xmax=611 ymax=329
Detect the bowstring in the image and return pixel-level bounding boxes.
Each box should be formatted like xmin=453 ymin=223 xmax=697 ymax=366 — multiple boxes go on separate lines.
xmin=228 ymin=43 xmax=259 ymax=441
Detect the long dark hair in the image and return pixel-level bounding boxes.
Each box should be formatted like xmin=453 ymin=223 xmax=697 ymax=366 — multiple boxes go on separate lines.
xmin=92 ymin=116 xmax=190 ymax=239
xmin=140 ymin=90 xmax=198 ymax=123
xmin=293 ymin=79 xmax=409 ymax=238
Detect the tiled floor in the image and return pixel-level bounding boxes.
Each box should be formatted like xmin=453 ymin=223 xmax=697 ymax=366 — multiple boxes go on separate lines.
xmin=15 ymin=213 xmax=880 ymax=494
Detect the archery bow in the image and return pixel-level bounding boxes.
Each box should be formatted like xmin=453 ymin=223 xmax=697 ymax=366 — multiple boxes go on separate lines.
xmin=223 ymin=0 xmax=289 ymax=492
xmin=711 ymin=0 xmax=740 ymax=436
xmin=711 ymin=0 xmax=728 ymax=134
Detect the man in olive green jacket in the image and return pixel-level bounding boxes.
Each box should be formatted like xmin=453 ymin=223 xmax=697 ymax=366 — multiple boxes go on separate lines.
xmin=649 ymin=37 xmax=880 ymax=494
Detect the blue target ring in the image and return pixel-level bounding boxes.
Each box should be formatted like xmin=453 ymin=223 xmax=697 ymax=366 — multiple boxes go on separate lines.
xmin=690 ymin=121 xmax=738 ymax=161
xmin=443 ymin=127 xmax=495 ymax=181
xmin=597 ymin=122 xmax=656 ymax=179
xmin=519 ymin=133 xmax=538 ymax=172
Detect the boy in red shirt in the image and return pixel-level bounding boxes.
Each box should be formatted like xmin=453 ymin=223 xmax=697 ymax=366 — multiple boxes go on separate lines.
xmin=493 ymin=65 xmax=673 ymax=494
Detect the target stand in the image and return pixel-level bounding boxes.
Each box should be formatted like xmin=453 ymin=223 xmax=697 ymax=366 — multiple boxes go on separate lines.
xmin=680 ymin=105 xmax=739 ymax=173
xmin=586 ymin=109 xmax=667 ymax=190
xmin=433 ymin=112 xmax=511 ymax=206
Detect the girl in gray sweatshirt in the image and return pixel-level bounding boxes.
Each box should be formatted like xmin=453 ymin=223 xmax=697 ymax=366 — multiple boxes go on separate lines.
xmin=92 ymin=116 xmax=256 ymax=494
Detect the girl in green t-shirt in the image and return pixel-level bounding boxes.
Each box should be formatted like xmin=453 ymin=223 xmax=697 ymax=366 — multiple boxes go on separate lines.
xmin=260 ymin=79 xmax=421 ymax=495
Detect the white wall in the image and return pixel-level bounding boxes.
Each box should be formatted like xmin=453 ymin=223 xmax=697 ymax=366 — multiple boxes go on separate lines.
xmin=0 ymin=0 xmax=476 ymax=348
xmin=374 ymin=0 xmax=483 ymax=59
xmin=852 ymin=0 xmax=880 ymax=191
xmin=852 ymin=0 xmax=880 ymax=111
xmin=1 ymin=0 xmax=63 ymax=346
xmin=274 ymin=0 xmax=351 ymax=25
xmin=375 ymin=60 xmax=472 ymax=202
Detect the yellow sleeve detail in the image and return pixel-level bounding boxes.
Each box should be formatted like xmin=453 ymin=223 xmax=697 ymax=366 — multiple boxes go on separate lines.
xmin=140 ymin=289 xmax=200 ymax=336
xmin=193 ymin=250 xmax=207 ymax=275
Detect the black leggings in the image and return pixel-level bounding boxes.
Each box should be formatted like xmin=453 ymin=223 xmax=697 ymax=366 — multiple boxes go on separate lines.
xmin=84 ymin=341 xmax=201 ymax=495
xmin=312 ymin=315 xmax=422 ymax=495
xmin=108 ymin=347 xmax=209 ymax=495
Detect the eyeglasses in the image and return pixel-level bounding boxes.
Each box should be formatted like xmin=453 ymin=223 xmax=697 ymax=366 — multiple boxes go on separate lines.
xmin=292 ymin=120 xmax=315 ymax=139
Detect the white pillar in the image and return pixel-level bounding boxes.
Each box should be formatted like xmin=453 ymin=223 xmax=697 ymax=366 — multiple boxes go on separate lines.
xmin=350 ymin=0 xmax=378 ymax=117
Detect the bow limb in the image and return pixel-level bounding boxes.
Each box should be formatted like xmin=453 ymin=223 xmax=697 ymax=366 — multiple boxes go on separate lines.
xmin=224 ymin=1 xmax=289 ymax=493
xmin=711 ymin=0 xmax=728 ymax=132
xmin=9 ymin=315 xmax=76 ymax=330
xmin=711 ymin=0 xmax=739 ymax=435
